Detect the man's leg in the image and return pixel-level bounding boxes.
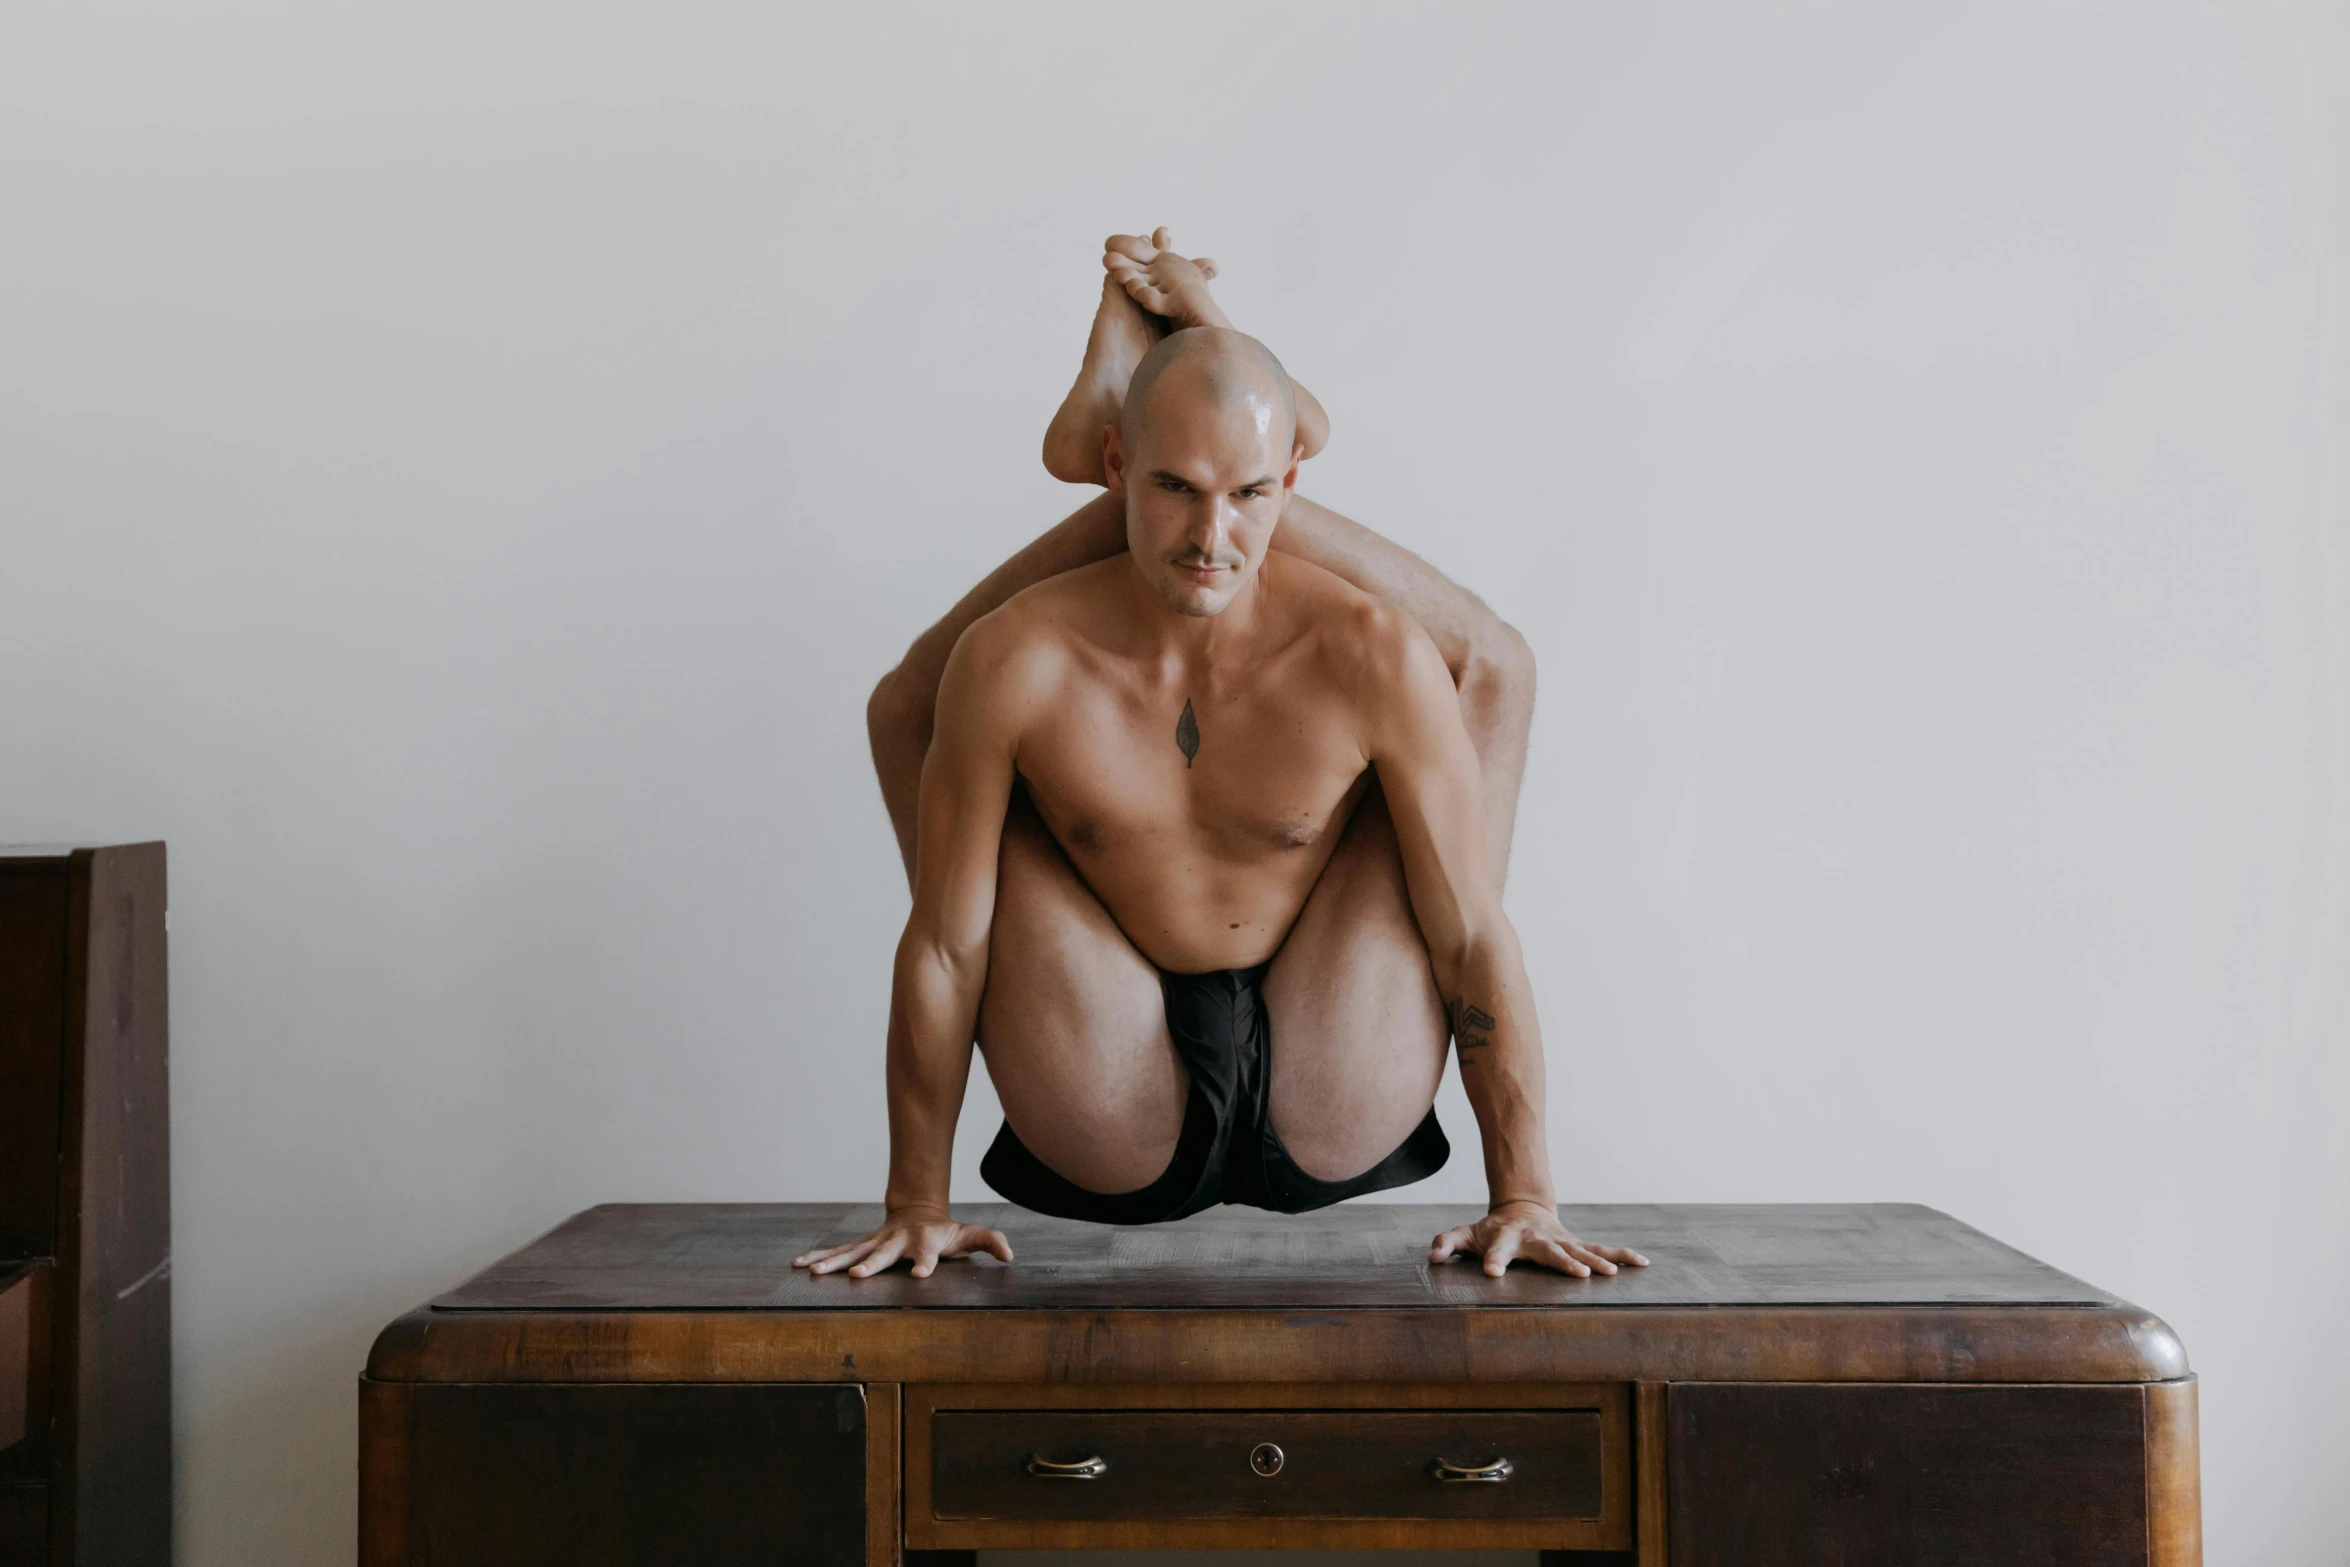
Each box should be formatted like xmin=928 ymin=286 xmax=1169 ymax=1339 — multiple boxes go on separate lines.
xmin=1257 ymin=555 xmax=1538 ymax=1181
xmin=974 ymin=789 xmax=1188 ymax=1195
xmin=1262 ymin=783 xmax=1451 ymax=1182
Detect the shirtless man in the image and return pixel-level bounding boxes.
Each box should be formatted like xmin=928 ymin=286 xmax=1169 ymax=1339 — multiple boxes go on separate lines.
xmin=797 ymin=234 xmax=1645 ymax=1281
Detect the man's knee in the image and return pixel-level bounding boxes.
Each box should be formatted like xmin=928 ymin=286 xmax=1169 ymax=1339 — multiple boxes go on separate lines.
xmin=1459 ymin=616 xmax=1537 ymax=733
xmin=866 ymin=665 xmax=927 ymax=762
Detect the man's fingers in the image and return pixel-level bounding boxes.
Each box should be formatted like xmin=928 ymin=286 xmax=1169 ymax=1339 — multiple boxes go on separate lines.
xmin=940 ymin=1225 xmax=1012 ymax=1263
xmin=1429 ymin=1225 xmax=1474 ymax=1263
xmin=847 ymin=1234 xmax=907 ymax=1278
xmin=1530 ymin=1237 xmax=1589 ymax=1278
xmin=809 ymin=1237 xmax=880 ymax=1276
xmin=1561 ymin=1241 xmax=1611 ymax=1276
xmin=909 ymin=1243 xmax=942 ymax=1280
xmin=1589 ymin=1243 xmax=1649 ymax=1267
xmin=1481 ymin=1228 xmax=1524 ymax=1277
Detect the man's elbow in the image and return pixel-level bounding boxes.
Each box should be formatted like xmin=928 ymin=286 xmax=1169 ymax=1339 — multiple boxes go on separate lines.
xmin=1458 ymin=616 xmax=1537 ymax=725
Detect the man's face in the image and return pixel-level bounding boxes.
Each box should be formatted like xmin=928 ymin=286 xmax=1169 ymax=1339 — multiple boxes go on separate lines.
xmin=1105 ymin=380 xmax=1302 ymax=618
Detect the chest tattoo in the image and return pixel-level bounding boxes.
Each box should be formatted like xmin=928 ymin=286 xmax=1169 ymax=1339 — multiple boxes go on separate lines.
xmin=1175 ymin=698 xmax=1200 ymax=768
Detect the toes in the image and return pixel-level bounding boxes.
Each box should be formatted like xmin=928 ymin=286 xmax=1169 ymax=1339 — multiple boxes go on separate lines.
xmin=1105 ymin=232 xmax=1158 ymax=262
xmin=1193 ymin=256 xmax=1219 ymax=279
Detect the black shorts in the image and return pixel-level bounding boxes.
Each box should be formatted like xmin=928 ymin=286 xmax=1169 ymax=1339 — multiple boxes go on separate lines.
xmin=979 ymin=962 xmax=1451 ymax=1225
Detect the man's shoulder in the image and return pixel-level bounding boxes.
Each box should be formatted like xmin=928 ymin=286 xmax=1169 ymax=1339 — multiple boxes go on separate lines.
xmin=949 ymin=560 xmax=1123 ymax=691
xmin=1267 ymin=555 xmax=1435 ymax=679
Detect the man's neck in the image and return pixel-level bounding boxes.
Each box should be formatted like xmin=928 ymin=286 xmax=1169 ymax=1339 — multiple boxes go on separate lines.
xmin=1114 ymin=553 xmax=1274 ymax=666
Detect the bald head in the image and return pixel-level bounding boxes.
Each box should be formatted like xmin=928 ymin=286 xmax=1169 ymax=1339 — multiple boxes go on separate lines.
xmin=1120 ymin=326 xmax=1298 ymax=454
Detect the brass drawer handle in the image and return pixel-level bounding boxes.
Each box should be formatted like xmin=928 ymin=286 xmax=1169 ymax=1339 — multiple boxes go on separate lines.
xmin=1025 ymin=1453 xmax=1109 ymax=1480
xmin=1433 ymin=1455 xmax=1515 ymax=1484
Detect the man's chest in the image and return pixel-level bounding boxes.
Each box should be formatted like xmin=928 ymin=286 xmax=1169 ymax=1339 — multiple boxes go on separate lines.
xmin=1014 ymin=675 xmax=1369 ymax=862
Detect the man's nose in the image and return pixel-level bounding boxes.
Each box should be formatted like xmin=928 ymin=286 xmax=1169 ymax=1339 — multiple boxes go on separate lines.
xmin=1190 ymin=496 xmax=1234 ymax=554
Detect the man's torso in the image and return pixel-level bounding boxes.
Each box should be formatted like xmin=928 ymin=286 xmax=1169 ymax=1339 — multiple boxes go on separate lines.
xmin=989 ymin=554 xmax=1396 ymax=973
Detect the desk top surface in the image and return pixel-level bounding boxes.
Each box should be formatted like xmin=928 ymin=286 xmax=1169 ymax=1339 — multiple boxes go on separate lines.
xmin=433 ymin=1201 xmax=2119 ymax=1313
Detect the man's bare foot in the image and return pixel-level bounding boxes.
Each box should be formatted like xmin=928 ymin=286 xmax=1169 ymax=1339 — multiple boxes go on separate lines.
xmin=1043 ymin=272 xmax=1167 ymax=485
xmin=1105 ymin=227 xmax=1329 ymax=462
xmin=1105 ymin=227 xmax=1231 ymax=331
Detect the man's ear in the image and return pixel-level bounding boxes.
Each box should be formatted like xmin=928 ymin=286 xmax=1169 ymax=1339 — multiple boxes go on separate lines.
xmin=1282 ymin=439 xmax=1305 ymax=491
xmin=1102 ymin=422 xmax=1128 ymax=495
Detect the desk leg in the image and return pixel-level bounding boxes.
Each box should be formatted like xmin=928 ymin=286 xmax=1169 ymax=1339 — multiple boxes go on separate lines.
xmin=2146 ymin=1377 xmax=2201 ymax=1567
xmin=1636 ymin=1379 xmax=1667 ymax=1567
xmin=867 ymin=1383 xmax=901 ymax=1567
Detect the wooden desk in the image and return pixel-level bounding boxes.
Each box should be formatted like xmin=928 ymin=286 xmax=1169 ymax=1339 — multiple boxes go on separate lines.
xmin=360 ymin=1202 xmax=2198 ymax=1566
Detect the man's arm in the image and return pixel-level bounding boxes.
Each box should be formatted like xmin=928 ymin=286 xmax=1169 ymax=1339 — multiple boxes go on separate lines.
xmin=796 ymin=624 xmax=1031 ymax=1278
xmin=1362 ymin=610 xmax=1649 ymax=1279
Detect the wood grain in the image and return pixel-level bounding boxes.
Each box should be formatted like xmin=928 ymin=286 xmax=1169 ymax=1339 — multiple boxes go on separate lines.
xmin=358 ymin=1378 xmax=412 ymax=1567
xmin=902 ymin=1382 xmax=1631 ymax=1553
xmin=1635 ymin=1380 xmax=1667 ymax=1567
xmin=2145 ymin=1377 xmax=2201 ymax=1567
xmin=398 ymin=1383 xmax=867 ymax=1566
xmin=0 ymin=1265 xmax=36 ymax=1455
xmin=371 ymin=1299 xmax=2185 ymax=1389
xmin=0 ymin=846 xmax=170 ymax=1567
xmin=359 ymin=1203 xmax=2198 ymax=1563
xmin=435 ymin=1202 xmax=2124 ymax=1312
xmin=865 ymin=1382 xmax=898 ymax=1567
xmin=55 ymin=844 xmax=173 ymax=1565
xmin=1666 ymin=1381 xmax=2149 ymax=1567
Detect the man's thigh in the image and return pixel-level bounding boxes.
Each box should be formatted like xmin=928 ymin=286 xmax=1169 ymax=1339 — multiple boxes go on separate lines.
xmin=976 ymin=788 xmax=1188 ymax=1195
xmin=1262 ymin=783 xmax=1452 ymax=1183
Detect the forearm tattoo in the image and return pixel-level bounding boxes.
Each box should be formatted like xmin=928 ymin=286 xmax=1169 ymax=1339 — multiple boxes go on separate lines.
xmin=1175 ymin=698 xmax=1200 ymax=768
xmin=1447 ymin=998 xmax=1498 ymax=1066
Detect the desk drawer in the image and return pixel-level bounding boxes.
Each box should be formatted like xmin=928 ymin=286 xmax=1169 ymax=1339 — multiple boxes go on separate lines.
xmin=933 ymin=1407 xmax=1602 ymax=1522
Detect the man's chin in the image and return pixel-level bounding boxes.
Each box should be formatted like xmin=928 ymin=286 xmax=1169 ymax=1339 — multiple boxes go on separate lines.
xmin=1154 ymin=577 xmax=1238 ymax=617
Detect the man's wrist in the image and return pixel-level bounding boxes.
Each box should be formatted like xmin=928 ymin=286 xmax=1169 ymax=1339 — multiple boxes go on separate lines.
xmin=1489 ymin=1195 xmax=1557 ymax=1217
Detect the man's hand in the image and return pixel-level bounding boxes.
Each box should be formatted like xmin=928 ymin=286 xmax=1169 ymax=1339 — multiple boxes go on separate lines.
xmin=792 ymin=1206 xmax=1013 ymax=1280
xmin=1430 ymin=1200 xmax=1650 ymax=1279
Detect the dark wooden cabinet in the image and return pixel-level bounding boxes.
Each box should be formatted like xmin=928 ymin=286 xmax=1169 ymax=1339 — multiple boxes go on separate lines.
xmin=1668 ymin=1382 xmax=2154 ymax=1566
xmin=361 ymin=1202 xmax=2200 ymax=1565
xmin=366 ymin=1382 xmax=868 ymax=1567
xmin=0 ymin=844 xmax=172 ymax=1567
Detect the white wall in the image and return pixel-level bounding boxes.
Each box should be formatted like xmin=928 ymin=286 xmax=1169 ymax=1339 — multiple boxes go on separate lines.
xmin=3 ymin=3 xmax=2344 ymax=1562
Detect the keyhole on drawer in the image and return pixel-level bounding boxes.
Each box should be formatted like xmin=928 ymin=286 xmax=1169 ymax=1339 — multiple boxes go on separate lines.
xmin=1250 ymin=1442 xmax=1285 ymax=1478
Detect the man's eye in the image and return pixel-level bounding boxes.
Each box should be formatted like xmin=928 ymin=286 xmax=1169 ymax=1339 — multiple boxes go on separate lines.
xmin=1236 ymin=488 xmax=1263 ymax=500
xmin=1158 ymin=479 xmax=1188 ymax=493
